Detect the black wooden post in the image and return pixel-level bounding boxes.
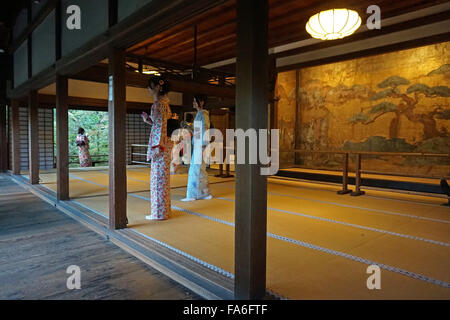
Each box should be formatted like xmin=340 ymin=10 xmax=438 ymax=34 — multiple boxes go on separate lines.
xmin=56 ymin=75 xmax=69 ymax=200
xmin=28 ymin=90 xmax=39 ymax=184
xmin=0 ymin=104 xmax=7 ymax=172
xmin=11 ymin=100 xmax=21 ymax=175
xmin=108 ymin=47 xmax=128 ymax=230
xmin=351 ymin=154 xmax=365 ymax=196
xmin=337 ymin=153 xmax=352 ymax=194
xmin=234 ymin=0 xmax=269 ymax=300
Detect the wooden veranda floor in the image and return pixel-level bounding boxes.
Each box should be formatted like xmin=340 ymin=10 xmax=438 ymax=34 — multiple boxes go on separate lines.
xmin=0 ymin=173 xmax=200 ymax=300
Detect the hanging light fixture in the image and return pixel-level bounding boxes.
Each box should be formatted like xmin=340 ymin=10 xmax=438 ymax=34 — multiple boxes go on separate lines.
xmin=142 ymin=70 xmax=160 ymax=75
xmin=306 ymin=9 xmax=361 ymax=40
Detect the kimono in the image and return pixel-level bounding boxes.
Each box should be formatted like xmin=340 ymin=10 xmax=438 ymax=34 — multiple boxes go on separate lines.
xmin=145 ymin=96 xmax=172 ymax=220
xmin=181 ymin=127 xmax=193 ymax=165
xmin=185 ymin=110 xmax=211 ymax=200
xmin=76 ymin=134 xmax=92 ymax=167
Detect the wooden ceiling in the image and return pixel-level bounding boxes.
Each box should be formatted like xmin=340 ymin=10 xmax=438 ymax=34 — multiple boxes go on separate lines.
xmin=127 ymin=0 xmax=448 ymax=67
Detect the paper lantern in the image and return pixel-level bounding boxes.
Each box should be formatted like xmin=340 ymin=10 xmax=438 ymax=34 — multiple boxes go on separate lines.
xmin=306 ymin=9 xmax=362 ymax=40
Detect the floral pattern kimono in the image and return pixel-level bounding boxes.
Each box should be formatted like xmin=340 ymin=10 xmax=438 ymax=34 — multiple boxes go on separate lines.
xmin=145 ymin=96 xmax=172 ymax=220
xmin=186 ymin=110 xmax=211 ymax=199
xmin=76 ymin=134 xmax=92 ymax=167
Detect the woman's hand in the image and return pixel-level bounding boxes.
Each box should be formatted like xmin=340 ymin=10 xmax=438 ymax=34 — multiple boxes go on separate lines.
xmin=142 ymin=111 xmax=152 ymax=124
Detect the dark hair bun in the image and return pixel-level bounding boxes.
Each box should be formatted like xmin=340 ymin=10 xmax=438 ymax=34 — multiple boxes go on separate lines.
xmin=148 ymin=75 xmax=171 ymax=96
xmin=194 ymin=94 xmax=207 ymax=105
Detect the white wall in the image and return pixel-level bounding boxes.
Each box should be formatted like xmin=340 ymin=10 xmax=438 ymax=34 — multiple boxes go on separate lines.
xmin=39 ymin=80 xmax=183 ymax=105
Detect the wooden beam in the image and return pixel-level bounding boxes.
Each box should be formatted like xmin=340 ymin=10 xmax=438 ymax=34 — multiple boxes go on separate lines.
xmin=27 ymin=38 xmax=32 ymax=80
xmin=56 ymin=75 xmax=69 ymax=200
xmin=27 ymin=1 xmax=32 ymax=80
xmin=37 ymin=94 xmax=177 ymax=112
xmin=28 ymin=90 xmax=39 ymax=184
xmin=55 ymin=0 xmax=62 ymax=61
xmin=10 ymin=100 xmax=21 ymax=175
xmin=275 ymin=10 xmax=450 ymax=60
xmin=108 ymin=48 xmax=128 ymax=230
xmin=109 ymin=0 xmax=119 ymax=28
xmin=234 ymin=0 xmax=268 ymax=300
xmin=294 ymin=69 xmax=301 ymax=164
xmin=72 ymin=64 xmax=236 ymax=98
xmin=133 ymin=74 xmax=236 ymax=99
xmin=277 ymin=31 xmax=450 ymax=72
xmin=268 ymin=55 xmax=277 ymax=131
xmin=0 ymin=103 xmax=7 ymax=172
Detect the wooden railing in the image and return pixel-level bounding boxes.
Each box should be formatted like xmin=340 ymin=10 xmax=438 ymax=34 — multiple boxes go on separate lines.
xmin=130 ymin=144 xmax=149 ymax=165
xmin=130 ymin=146 xmax=450 ymax=196
xmin=66 ymin=154 xmax=109 ymax=167
xmin=286 ymin=149 xmax=450 ymax=196
xmin=130 ymin=144 xmax=234 ymax=178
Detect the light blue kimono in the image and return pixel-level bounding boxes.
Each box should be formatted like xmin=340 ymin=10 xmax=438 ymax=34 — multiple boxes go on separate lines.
xmin=186 ymin=110 xmax=211 ymax=199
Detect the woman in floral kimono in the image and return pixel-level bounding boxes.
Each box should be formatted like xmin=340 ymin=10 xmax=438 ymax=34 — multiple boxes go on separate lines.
xmin=76 ymin=127 xmax=92 ymax=167
xmin=142 ymin=76 xmax=172 ymax=220
xmin=181 ymin=94 xmax=212 ymax=201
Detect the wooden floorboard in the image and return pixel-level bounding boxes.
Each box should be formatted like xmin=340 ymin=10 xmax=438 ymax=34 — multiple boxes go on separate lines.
xmin=0 ymin=174 xmax=202 ymax=300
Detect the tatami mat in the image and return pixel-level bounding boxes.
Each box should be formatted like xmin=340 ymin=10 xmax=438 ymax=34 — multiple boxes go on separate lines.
xmin=25 ymin=166 xmax=450 ymax=299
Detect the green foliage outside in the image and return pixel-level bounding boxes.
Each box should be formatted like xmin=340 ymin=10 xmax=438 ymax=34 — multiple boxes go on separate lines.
xmin=54 ymin=110 xmax=109 ymax=167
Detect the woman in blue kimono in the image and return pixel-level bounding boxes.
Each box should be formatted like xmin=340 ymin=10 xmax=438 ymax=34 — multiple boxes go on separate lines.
xmin=181 ymin=94 xmax=212 ymax=201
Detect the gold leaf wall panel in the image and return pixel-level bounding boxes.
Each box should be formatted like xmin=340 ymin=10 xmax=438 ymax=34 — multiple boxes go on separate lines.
xmin=276 ymin=42 xmax=450 ymax=176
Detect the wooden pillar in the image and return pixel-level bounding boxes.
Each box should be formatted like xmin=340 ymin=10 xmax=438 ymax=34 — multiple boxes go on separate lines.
xmin=223 ymin=110 xmax=233 ymax=178
xmin=351 ymin=154 xmax=365 ymax=196
xmin=108 ymin=48 xmax=127 ymax=230
xmin=268 ymin=55 xmax=277 ymax=132
xmin=337 ymin=153 xmax=352 ymax=195
xmin=28 ymin=91 xmax=39 ymax=184
xmin=294 ymin=70 xmax=301 ymax=164
xmin=55 ymin=0 xmax=62 ymax=60
xmin=56 ymin=75 xmax=69 ymax=200
xmin=10 ymin=100 xmax=21 ymax=175
xmin=234 ymin=0 xmax=268 ymax=300
xmin=109 ymin=0 xmax=118 ymax=27
xmin=0 ymin=104 xmax=7 ymax=172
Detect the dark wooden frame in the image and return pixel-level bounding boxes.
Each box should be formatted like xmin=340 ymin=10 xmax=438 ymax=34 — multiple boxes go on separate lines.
xmin=28 ymin=90 xmax=39 ymax=184
xmin=108 ymin=48 xmax=128 ymax=230
xmin=10 ymin=100 xmax=21 ymax=175
xmin=56 ymin=75 xmax=69 ymax=200
xmin=234 ymin=0 xmax=268 ymax=300
xmin=0 ymin=104 xmax=7 ymax=172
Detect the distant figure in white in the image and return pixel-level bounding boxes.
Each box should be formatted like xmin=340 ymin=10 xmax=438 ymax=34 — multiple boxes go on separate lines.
xmin=181 ymin=94 xmax=212 ymax=201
